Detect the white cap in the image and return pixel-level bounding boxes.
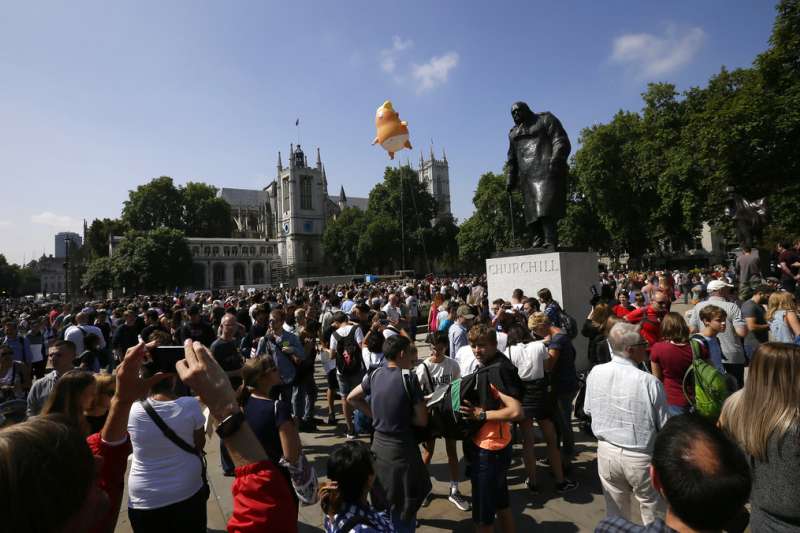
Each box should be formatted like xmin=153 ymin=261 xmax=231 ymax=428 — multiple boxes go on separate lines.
xmin=707 ymin=279 xmax=733 ymax=292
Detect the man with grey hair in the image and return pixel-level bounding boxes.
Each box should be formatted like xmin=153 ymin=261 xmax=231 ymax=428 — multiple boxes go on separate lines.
xmin=584 ymin=322 xmax=670 ymax=525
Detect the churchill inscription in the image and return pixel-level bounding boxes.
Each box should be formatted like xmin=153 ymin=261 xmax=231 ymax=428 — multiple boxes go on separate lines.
xmin=487 ymin=258 xmax=559 ymax=276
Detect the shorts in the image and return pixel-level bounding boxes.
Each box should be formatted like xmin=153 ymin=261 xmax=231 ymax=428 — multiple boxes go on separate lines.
xmin=466 ymin=441 xmax=512 ymax=525
xmin=337 ymin=372 xmax=364 ymax=399
xmin=326 ymin=368 xmax=339 ymax=392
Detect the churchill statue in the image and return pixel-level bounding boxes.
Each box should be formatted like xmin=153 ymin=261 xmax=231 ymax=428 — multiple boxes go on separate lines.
xmin=506 ymin=102 xmax=571 ymax=250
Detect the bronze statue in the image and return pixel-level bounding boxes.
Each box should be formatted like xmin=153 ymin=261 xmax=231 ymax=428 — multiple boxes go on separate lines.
xmin=725 ymin=186 xmax=767 ymax=249
xmin=506 ymin=102 xmax=571 ymax=250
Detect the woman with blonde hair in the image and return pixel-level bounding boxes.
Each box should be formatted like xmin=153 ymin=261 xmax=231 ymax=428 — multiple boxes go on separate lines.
xmin=719 ymin=343 xmax=800 ymax=532
xmin=85 ymin=373 xmax=115 ymax=434
xmin=41 ymin=370 xmax=96 ymax=436
xmin=766 ymin=291 xmax=800 ymax=343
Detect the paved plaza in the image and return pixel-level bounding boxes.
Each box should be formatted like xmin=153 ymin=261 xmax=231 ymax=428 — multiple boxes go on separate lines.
xmin=114 ymin=305 xmax=694 ymax=533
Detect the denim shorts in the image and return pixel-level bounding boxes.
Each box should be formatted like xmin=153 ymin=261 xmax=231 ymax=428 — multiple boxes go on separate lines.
xmin=466 ymin=441 xmax=512 ymax=525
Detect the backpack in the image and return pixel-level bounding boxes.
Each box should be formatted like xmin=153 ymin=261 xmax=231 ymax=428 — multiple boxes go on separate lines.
xmin=682 ymin=338 xmax=731 ymax=421
xmin=404 ymin=367 xmax=490 ymax=441
xmin=332 ymin=326 xmax=364 ymax=376
xmin=558 ymin=309 xmax=578 ymax=339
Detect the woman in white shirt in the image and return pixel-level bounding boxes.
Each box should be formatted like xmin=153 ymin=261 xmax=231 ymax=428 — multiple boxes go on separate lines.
xmin=505 ymin=325 xmax=577 ymax=494
xmin=127 ymin=366 xmax=206 ymax=532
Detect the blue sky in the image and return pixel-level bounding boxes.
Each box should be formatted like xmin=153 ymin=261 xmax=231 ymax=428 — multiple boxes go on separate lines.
xmin=0 ymin=1 xmax=777 ymax=265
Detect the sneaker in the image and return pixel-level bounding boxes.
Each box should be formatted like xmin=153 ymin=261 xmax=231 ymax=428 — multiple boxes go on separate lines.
xmin=421 ymin=489 xmax=433 ymax=508
xmin=525 ymin=478 xmax=540 ymax=495
xmin=345 ymin=432 xmax=358 ymax=440
xmin=448 ymin=490 xmax=471 ymax=511
xmin=556 ymin=479 xmax=579 ymax=494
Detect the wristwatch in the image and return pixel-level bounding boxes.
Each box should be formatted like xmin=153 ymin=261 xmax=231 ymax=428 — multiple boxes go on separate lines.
xmin=215 ymin=411 xmax=246 ymax=439
xmin=477 ymin=409 xmax=487 ymax=422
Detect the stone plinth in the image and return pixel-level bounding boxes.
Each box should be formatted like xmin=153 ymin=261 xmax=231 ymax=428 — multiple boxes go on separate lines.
xmin=486 ymin=251 xmax=598 ymax=370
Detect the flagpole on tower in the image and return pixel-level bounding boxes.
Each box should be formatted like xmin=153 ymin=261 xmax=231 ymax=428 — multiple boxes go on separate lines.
xmin=295 ymin=118 xmax=300 ymax=146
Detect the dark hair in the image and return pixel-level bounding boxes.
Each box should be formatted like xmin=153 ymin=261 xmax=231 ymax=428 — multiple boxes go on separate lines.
xmin=236 ymin=356 xmax=278 ymax=407
xmin=430 ymin=331 xmax=448 ymax=349
xmin=41 ymin=370 xmax=96 ymax=436
xmin=366 ymin=329 xmax=384 ymax=353
xmin=50 ymin=339 xmax=76 ymax=356
xmin=536 ymin=288 xmax=553 ymax=303
xmin=326 ymin=441 xmax=374 ymax=505
xmin=332 ymin=311 xmax=348 ymax=324
xmin=506 ymin=324 xmax=532 ymax=346
xmin=652 ymin=415 xmax=751 ymax=530
xmin=382 ymin=334 xmax=411 ymax=361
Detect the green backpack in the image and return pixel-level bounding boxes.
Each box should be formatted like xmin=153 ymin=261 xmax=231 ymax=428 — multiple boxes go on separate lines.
xmin=682 ymin=338 xmax=731 ymax=420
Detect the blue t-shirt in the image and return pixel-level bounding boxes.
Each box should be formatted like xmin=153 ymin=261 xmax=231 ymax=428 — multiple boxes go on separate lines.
xmin=549 ymin=333 xmax=577 ymax=393
xmin=361 ymin=366 xmax=423 ymax=435
xmin=243 ymin=396 xmax=292 ymax=461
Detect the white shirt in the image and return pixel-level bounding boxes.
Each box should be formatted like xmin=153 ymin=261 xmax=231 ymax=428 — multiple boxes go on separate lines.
xmin=127 ymin=397 xmax=205 ymax=509
xmin=362 ymin=347 xmax=385 ymax=368
xmin=415 ymin=356 xmax=461 ymax=395
xmin=405 ymin=296 xmax=419 ymax=318
xmin=584 ymin=354 xmax=670 ymax=454
xmin=454 ymin=344 xmax=478 ymax=376
xmin=64 ymin=324 xmax=106 ymax=354
xmin=320 ymin=348 xmax=337 ymax=373
xmin=382 ymin=303 xmax=402 ymax=324
xmin=505 ymin=340 xmax=547 ymax=381
xmin=330 ymin=324 xmax=365 ymax=376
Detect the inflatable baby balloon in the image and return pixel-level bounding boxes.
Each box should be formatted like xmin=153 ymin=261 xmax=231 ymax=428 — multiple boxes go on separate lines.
xmin=372 ymin=100 xmax=412 ymax=159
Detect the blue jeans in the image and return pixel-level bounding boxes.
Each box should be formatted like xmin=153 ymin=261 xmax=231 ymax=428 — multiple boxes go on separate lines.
xmin=391 ymin=512 xmax=416 ymax=533
xmin=292 ymin=372 xmax=317 ymax=421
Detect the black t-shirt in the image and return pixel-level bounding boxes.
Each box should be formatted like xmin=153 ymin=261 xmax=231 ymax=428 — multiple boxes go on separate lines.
xmin=210 ymin=338 xmax=243 ymax=389
xmin=112 ymin=324 xmax=139 ymax=351
xmin=236 ymin=309 xmax=252 ymax=333
xmin=778 ymin=250 xmax=800 ymax=281
xmin=549 ymin=333 xmax=578 ymax=394
xmin=741 ymin=300 xmax=769 ymax=343
xmin=467 ymin=352 xmax=523 ymax=411
xmin=362 ymin=366 xmax=423 ymax=435
xmin=179 ymin=320 xmax=216 ymax=347
xmin=243 ymin=396 xmax=292 ymax=461
xmin=140 ymin=324 xmax=169 ymax=343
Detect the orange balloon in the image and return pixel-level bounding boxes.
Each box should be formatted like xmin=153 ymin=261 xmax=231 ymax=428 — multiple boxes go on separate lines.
xmin=372 ymin=100 xmax=412 ymax=160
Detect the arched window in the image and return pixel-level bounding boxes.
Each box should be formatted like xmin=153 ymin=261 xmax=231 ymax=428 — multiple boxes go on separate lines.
xmin=253 ymin=263 xmax=265 ymax=285
xmin=233 ymin=264 xmax=246 ymax=286
xmin=204 ymin=246 xmax=211 ymax=256
xmin=250 ymin=246 xmax=256 ymax=255
xmin=212 ymin=247 xmax=219 ymax=256
xmin=213 ymin=264 xmax=226 ymax=287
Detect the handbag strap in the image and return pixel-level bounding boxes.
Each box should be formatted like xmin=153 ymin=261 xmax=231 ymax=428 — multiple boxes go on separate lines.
xmin=140 ymin=400 xmax=208 ymax=483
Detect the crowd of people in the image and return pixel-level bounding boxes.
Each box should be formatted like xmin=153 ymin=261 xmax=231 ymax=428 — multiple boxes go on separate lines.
xmin=0 ymin=253 xmax=798 ymax=532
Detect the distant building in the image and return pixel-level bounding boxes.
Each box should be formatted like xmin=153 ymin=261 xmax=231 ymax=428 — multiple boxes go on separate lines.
xmin=55 ymin=232 xmax=82 ymax=258
xmin=39 ymin=256 xmax=66 ymax=294
xmin=416 ymin=147 xmax=452 ymax=220
xmin=110 ymin=142 xmax=452 ymax=288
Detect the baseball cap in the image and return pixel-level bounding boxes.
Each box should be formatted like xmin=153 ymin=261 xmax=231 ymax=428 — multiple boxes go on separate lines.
xmin=707 ymin=279 xmax=733 ymax=292
xmin=457 ymin=305 xmax=475 ymax=319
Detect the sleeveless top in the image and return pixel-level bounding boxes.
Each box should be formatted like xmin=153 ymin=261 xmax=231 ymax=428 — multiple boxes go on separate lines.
xmin=769 ymin=310 xmax=794 ymax=343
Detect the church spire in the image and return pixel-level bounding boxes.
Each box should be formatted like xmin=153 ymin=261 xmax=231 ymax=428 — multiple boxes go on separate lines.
xmin=316 ymin=147 xmax=322 ymax=170
xmin=419 ymin=150 xmax=424 ymax=169
xmin=429 ymin=144 xmax=435 ymax=162
xmin=277 ymin=151 xmax=282 ymax=173
xmin=339 ymin=185 xmax=347 ymax=204
xmin=322 ymin=164 xmax=328 ymax=194
xmin=442 ymin=148 xmax=447 ymax=163
xmin=290 ymin=144 xmax=294 ymax=167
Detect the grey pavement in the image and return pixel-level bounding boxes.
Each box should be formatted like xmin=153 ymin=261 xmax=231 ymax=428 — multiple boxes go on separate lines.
xmin=113 ymin=307 xmax=699 ymax=533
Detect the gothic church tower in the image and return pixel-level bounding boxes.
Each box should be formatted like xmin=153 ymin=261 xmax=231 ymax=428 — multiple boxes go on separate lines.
xmin=417 ymin=147 xmax=452 ymax=220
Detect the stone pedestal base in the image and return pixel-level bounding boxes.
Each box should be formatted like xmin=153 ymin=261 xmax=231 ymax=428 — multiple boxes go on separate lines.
xmin=486 ymin=251 xmax=599 ymax=370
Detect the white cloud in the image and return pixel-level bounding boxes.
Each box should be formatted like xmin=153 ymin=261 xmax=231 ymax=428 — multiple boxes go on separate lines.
xmin=611 ymin=26 xmax=705 ymax=79
xmin=380 ymin=35 xmax=414 ymax=74
xmin=411 ymin=52 xmax=460 ymax=93
xmin=31 ymin=211 xmax=78 ymax=228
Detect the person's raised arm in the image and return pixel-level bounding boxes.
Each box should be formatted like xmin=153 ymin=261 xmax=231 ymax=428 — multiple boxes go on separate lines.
xmin=278 ymin=419 xmax=302 ymax=465
xmin=544 ymin=346 xmax=561 ymax=372
xmin=787 ymin=310 xmax=800 ymax=337
xmin=102 ymin=342 xmax=168 ymax=443
xmin=176 ymin=340 xmax=267 ymax=467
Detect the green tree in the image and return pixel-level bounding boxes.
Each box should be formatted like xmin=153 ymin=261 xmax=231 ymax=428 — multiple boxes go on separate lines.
xmin=456 ymin=171 xmax=528 ymax=267
xmin=85 ymin=218 xmax=129 ymax=258
xmin=361 ymin=165 xmax=441 ymax=272
xmin=111 ymin=228 xmax=192 ymax=292
xmin=122 ymin=176 xmax=184 ymax=231
xmin=322 ymin=207 xmax=368 ymax=273
xmin=81 ymin=256 xmax=117 ymax=293
xmin=181 ymin=182 xmax=234 ymax=237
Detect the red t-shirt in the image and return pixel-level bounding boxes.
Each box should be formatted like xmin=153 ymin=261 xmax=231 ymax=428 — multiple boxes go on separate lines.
xmin=650 ymin=341 xmax=704 ymax=407
xmin=624 ymin=306 xmax=664 ymax=346
xmin=612 ymin=304 xmax=634 ymax=318
xmin=228 ymin=460 xmax=298 ymax=533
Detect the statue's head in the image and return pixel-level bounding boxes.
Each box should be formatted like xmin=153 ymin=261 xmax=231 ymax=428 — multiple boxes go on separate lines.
xmin=511 ymin=102 xmax=535 ymax=126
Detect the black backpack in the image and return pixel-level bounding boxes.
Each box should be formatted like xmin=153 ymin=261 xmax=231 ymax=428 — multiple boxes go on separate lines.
xmin=332 ymin=326 xmax=364 ymax=376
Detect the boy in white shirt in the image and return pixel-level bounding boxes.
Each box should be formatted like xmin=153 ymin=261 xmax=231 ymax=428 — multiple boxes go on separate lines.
xmin=416 ymin=332 xmax=470 ymax=512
